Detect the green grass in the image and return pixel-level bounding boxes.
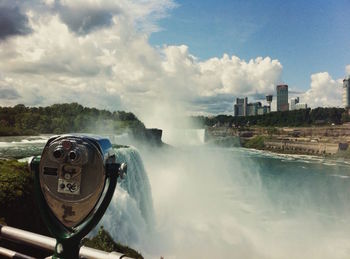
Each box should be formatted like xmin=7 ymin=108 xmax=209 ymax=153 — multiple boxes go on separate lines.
xmin=243 ymin=136 xmax=266 ymax=149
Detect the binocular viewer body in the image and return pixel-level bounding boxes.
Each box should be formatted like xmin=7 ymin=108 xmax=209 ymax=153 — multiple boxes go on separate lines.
xmin=30 ymin=134 xmax=126 ymax=258
xmin=33 ymin=134 xmax=126 ymax=228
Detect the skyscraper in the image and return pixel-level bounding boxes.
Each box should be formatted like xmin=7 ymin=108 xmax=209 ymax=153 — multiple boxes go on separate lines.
xmin=290 ymin=97 xmax=299 ymax=110
xmin=247 ymin=102 xmax=262 ymax=116
xmin=266 ymin=95 xmax=273 ymax=106
xmin=343 ymin=77 xmax=350 ymax=109
xmin=234 ymin=97 xmax=248 ymax=116
xmin=276 ymin=84 xmax=289 ymax=111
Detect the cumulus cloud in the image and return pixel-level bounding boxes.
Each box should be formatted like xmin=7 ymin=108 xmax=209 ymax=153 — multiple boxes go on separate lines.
xmin=302 ymin=72 xmax=343 ymax=108
xmin=197 ymin=54 xmax=282 ymax=97
xmin=0 ymin=0 xmax=285 ymax=130
xmin=0 ymin=1 xmax=32 ymax=40
xmin=0 ymin=2 xmax=283 ymax=115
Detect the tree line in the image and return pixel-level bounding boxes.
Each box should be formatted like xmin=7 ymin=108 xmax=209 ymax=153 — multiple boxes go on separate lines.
xmin=192 ymin=107 xmax=349 ymax=128
xmin=0 ymin=103 xmax=145 ymax=136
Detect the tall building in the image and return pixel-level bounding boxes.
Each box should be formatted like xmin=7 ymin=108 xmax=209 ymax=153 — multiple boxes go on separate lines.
xmin=295 ymin=103 xmax=307 ymax=110
xmin=234 ymin=97 xmax=269 ymax=116
xmin=290 ymin=97 xmax=300 ymax=110
xmin=266 ymin=95 xmax=273 ymax=113
xmin=276 ymin=84 xmax=289 ymax=111
xmin=257 ymin=105 xmax=269 ymax=115
xmin=234 ymin=97 xmax=248 ymax=116
xmin=247 ymin=102 xmax=262 ymax=116
xmin=343 ymin=77 xmax=350 ymax=109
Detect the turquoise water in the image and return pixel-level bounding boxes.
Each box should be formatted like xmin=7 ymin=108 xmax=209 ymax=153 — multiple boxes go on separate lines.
xmin=234 ymin=149 xmax=350 ymax=220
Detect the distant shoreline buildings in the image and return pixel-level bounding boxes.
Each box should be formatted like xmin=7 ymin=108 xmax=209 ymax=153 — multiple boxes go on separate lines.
xmin=234 ymin=97 xmax=270 ymax=117
xmin=234 ymin=83 xmax=308 ymax=117
xmin=290 ymin=97 xmax=307 ymax=110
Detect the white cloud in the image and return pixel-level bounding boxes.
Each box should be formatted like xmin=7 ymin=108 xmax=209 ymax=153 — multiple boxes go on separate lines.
xmin=0 ymin=0 xmax=284 ymax=129
xmin=302 ymin=72 xmax=343 ymax=108
xmin=197 ymin=55 xmax=282 ymax=97
xmin=0 ymin=2 xmax=283 ymax=116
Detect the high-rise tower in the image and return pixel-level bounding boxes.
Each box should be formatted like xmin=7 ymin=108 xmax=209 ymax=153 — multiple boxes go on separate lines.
xmin=290 ymin=97 xmax=299 ymax=110
xmin=234 ymin=97 xmax=248 ymax=116
xmin=343 ymin=77 xmax=350 ymax=109
xmin=276 ymin=84 xmax=289 ymax=111
xmin=266 ymin=95 xmax=273 ymax=112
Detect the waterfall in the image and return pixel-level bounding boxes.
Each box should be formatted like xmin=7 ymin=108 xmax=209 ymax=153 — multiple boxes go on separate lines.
xmin=162 ymin=128 xmax=206 ymax=146
xmin=116 ymin=147 xmax=155 ymax=226
xmin=97 ymin=146 xmax=155 ymax=248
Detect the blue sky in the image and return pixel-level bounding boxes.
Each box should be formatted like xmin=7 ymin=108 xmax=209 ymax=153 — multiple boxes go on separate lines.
xmin=150 ymin=0 xmax=350 ymax=91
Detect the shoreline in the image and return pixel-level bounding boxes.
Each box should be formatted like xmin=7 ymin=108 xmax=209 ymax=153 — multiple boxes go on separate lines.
xmin=242 ymin=146 xmax=350 ymax=166
xmin=207 ymin=125 xmax=350 ymax=162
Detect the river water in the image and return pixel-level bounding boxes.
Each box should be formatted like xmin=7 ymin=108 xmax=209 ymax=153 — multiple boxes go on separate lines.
xmin=1 ymin=135 xmax=350 ymax=258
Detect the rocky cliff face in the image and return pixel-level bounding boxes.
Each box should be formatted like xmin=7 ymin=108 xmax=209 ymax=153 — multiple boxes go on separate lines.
xmin=131 ymin=128 xmax=163 ymax=146
xmin=209 ymin=125 xmax=350 ymax=141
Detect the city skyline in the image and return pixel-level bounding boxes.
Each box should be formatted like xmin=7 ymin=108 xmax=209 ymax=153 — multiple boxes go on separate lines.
xmin=233 ymin=83 xmax=311 ymax=117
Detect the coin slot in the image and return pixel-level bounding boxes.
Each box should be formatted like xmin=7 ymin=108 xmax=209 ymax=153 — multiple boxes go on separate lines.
xmin=43 ymin=167 xmax=58 ymax=176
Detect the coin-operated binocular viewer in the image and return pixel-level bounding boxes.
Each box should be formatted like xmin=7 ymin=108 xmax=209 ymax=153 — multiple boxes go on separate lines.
xmin=29 ymin=135 xmax=126 ymax=259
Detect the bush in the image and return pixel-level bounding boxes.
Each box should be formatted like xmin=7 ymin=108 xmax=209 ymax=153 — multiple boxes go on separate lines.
xmin=0 ymin=160 xmax=48 ymax=234
xmin=243 ymin=136 xmax=266 ymax=149
xmin=82 ymin=226 xmax=143 ymax=259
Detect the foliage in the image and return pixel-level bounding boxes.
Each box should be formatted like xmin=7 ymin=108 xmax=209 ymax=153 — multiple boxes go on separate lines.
xmin=243 ymin=136 xmax=266 ymax=149
xmin=0 ymin=160 xmax=48 ymax=234
xmin=0 ymin=160 xmax=31 ymax=205
xmin=0 ymin=103 xmax=145 ymax=136
xmin=191 ymin=107 xmax=346 ymax=128
xmin=82 ymin=226 xmax=143 ymax=259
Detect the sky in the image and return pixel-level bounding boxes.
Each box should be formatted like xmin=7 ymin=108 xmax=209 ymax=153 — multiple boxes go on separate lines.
xmin=0 ymin=0 xmax=349 ymax=125
xmin=150 ymin=0 xmax=350 ymax=89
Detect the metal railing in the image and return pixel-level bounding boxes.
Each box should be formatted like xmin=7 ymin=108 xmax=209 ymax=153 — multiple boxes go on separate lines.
xmin=0 ymin=224 xmax=133 ymax=259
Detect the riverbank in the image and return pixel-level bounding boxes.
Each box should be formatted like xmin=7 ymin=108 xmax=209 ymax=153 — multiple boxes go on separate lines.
xmin=207 ymin=125 xmax=350 ymax=159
